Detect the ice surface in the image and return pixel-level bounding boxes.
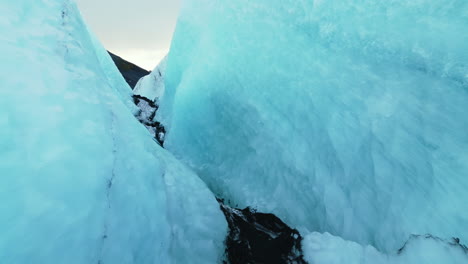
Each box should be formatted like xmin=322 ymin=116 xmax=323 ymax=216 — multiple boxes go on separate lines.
xmin=87 ymin=28 xmax=138 ymax=113
xmin=0 ymin=1 xmax=226 ymax=263
xmin=303 ymin=232 xmax=468 ymax=264
xmin=134 ymin=56 xmax=167 ymax=102
xmin=160 ymin=0 xmax=468 ymax=253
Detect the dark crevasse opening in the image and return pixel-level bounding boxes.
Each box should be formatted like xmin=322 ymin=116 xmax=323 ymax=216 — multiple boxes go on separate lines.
xmin=218 ymin=199 xmax=307 ymax=264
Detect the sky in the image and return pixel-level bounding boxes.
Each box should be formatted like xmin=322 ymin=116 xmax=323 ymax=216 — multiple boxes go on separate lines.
xmin=76 ymin=0 xmax=181 ymax=70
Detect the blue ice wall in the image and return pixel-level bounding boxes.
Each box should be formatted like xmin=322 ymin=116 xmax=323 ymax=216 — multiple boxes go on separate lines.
xmin=0 ymin=1 xmax=226 ymax=263
xmin=160 ymin=0 xmax=468 ymax=252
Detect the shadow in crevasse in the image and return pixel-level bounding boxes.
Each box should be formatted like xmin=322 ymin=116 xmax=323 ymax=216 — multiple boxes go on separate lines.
xmin=217 ymin=199 xmax=307 ymax=264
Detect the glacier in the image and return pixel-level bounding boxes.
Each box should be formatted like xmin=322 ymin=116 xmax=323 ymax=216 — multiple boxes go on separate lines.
xmin=0 ymin=0 xmax=226 ymax=263
xmin=159 ymin=0 xmax=468 ymax=255
xmin=2 ymin=0 xmax=468 ymax=262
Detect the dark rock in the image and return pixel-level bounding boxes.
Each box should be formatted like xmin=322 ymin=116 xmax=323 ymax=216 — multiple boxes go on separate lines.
xmin=108 ymin=51 xmax=150 ymax=89
xmin=218 ymin=199 xmax=307 ymax=264
xmin=133 ymin=94 xmax=157 ymax=109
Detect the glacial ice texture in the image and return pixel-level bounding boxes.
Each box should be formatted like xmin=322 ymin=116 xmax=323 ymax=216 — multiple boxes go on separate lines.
xmin=303 ymin=232 xmax=468 ymax=264
xmin=134 ymin=56 xmax=167 ymax=102
xmin=0 ymin=1 xmax=226 ymax=263
xmin=160 ymin=0 xmax=468 ymax=253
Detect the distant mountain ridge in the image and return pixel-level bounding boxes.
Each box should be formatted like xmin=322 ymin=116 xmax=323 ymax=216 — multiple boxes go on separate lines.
xmin=108 ymin=51 xmax=150 ymax=88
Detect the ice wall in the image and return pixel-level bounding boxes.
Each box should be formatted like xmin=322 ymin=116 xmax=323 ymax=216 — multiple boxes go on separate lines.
xmin=0 ymin=1 xmax=226 ymax=263
xmin=160 ymin=0 xmax=468 ymax=252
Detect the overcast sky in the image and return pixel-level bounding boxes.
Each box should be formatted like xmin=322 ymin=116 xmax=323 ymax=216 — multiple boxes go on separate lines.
xmin=76 ymin=0 xmax=181 ymax=70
